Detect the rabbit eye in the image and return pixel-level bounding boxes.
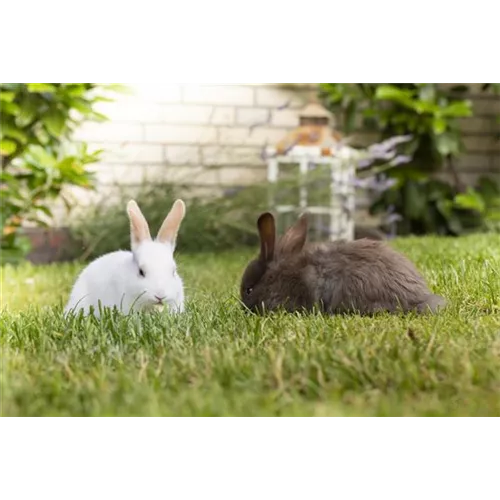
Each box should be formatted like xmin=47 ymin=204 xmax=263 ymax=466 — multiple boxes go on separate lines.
xmin=246 ymin=287 xmax=253 ymax=295
xmin=138 ymin=268 xmax=146 ymax=278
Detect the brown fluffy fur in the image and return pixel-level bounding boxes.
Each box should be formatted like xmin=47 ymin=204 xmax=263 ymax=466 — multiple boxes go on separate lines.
xmin=240 ymin=212 xmax=446 ymax=315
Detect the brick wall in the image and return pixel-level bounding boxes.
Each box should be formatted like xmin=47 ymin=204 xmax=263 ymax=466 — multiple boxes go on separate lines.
xmin=57 ymin=83 xmax=499 ymax=225
xmin=456 ymin=89 xmax=500 ymax=185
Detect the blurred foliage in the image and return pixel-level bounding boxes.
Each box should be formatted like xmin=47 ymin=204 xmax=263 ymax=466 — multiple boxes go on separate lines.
xmin=319 ymin=83 xmax=500 ymax=235
xmin=1 ymin=83 xmax=121 ymax=263
xmin=71 ymin=182 xmax=265 ymax=259
xmin=71 ymin=137 xmax=411 ymax=259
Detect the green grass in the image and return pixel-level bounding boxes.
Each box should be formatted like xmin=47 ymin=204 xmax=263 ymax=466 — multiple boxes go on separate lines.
xmin=2 ymin=235 xmax=500 ymax=416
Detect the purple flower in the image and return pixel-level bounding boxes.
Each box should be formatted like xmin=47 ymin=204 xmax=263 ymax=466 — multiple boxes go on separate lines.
xmin=357 ymin=158 xmax=374 ymax=169
xmin=351 ymin=176 xmax=396 ymax=192
xmin=351 ymin=178 xmax=371 ymax=189
xmin=377 ymin=135 xmax=413 ymax=150
xmin=390 ymin=155 xmax=412 ymax=166
xmin=367 ymin=135 xmax=412 ymax=156
xmin=384 ymin=212 xmax=403 ymax=225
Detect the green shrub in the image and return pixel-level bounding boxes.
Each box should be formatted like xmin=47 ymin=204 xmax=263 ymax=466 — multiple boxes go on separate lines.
xmin=70 ymin=182 xmax=269 ymax=259
xmin=319 ymin=83 xmax=500 ymax=235
xmin=0 ymin=83 xmax=121 ymax=263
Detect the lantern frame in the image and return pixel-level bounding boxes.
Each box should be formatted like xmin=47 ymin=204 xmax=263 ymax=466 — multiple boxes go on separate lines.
xmin=265 ymin=138 xmax=357 ymax=242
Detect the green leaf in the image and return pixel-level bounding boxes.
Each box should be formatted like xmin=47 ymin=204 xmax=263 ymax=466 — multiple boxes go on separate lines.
xmin=64 ymin=85 xmax=89 ymax=97
xmin=413 ymin=101 xmax=439 ymax=114
xmin=403 ymin=180 xmax=427 ymax=219
xmin=454 ymin=188 xmax=486 ymax=213
xmin=0 ymin=139 xmax=17 ymax=155
xmin=27 ymin=83 xmax=56 ymax=93
xmin=0 ymin=91 xmax=15 ymax=102
xmin=476 ymin=176 xmax=500 ymax=205
xmin=0 ymin=101 xmax=21 ymax=115
xmin=440 ymin=100 xmax=472 ymax=118
xmin=436 ymin=199 xmax=453 ymax=219
xmin=92 ymin=96 xmax=115 ymax=103
xmin=68 ymin=98 xmax=93 ymax=115
xmin=15 ymin=94 xmax=40 ymax=127
xmin=42 ymin=109 xmax=66 ymax=136
xmin=0 ymin=170 xmax=16 ymax=182
xmin=101 ymin=83 xmax=132 ymax=94
xmin=432 ymin=117 xmax=447 ymax=135
xmin=33 ymin=125 xmax=50 ymax=145
xmin=344 ymin=101 xmax=357 ymax=133
xmin=89 ymin=111 xmax=108 ymax=122
xmin=25 ymin=215 xmax=51 ymax=226
xmin=56 ymin=157 xmax=87 ymax=181
xmin=34 ymin=205 xmax=53 ymax=217
xmin=25 ymin=145 xmax=57 ymax=169
xmin=435 ymin=132 xmax=460 ymax=156
xmin=375 ymin=85 xmax=415 ymax=108
xmin=1 ymin=122 xmax=28 ymax=144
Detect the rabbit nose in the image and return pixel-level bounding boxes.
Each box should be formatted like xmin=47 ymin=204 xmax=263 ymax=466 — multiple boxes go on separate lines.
xmin=155 ymin=295 xmax=166 ymax=303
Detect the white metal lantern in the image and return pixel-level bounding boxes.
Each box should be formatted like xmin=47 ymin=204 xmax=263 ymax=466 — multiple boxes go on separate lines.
xmin=266 ymin=102 xmax=357 ymax=241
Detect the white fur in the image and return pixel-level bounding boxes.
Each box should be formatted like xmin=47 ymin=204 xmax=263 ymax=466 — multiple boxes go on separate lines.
xmin=65 ymin=200 xmax=185 ymax=317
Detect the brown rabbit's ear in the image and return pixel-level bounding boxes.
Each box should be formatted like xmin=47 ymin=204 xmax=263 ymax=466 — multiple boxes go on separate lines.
xmin=157 ymin=199 xmax=186 ymax=248
xmin=278 ymin=213 xmax=308 ymax=256
xmin=257 ymin=212 xmax=276 ymax=263
xmin=127 ymin=200 xmax=152 ymax=251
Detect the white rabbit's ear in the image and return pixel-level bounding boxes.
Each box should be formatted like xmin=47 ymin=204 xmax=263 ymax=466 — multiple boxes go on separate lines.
xmin=127 ymin=200 xmax=152 ymax=251
xmin=157 ymin=199 xmax=186 ymax=247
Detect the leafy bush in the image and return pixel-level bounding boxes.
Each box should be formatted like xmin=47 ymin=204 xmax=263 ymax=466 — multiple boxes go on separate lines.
xmin=70 ymin=182 xmax=267 ymax=259
xmin=319 ymin=83 xmax=500 ymax=235
xmin=0 ymin=83 xmax=119 ymax=263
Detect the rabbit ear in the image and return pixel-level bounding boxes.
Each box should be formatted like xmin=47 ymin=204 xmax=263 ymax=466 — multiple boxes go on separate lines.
xmin=278 ymin=213 xmax=308 ymax=255
xmin=127 ymin=200 xmax=152 ymax=251
xmin=157 ymin=199 xmax=186 ymax=247
xmin=257 ymin=212 xmax=276 ymax=263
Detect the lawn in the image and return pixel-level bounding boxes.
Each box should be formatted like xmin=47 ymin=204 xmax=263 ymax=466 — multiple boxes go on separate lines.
xmin=1 ymin=234 xmax=500 ymax=416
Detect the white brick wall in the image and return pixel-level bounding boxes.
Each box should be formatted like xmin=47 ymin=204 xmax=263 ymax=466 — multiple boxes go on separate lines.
xmin=74 ymin=122 xmax=144 ymax=142
xmin=76 ymin=85 xmax=308 ymax=186
xmin=144 ymin=124 xmax=218 ymax=144
xmin=100 ymin=144 xmax=164 ymax=164
xmin=183 ymin=85 xmax=254 ymax=106
xmin=164 ymin=145 xmax=200 ymax=165
xmin=201 ymin=146 xmax=263 ymax=166
xmin=210 ymin=107 xmax=235 ymax=125
xmin=56 ymin=84 xmax=499 ymax=226
xmin=236 ymin=108 xmax=270 ymax=126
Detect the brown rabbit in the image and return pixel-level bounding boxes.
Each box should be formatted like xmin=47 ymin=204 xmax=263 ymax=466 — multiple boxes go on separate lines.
xmin=240 ymin=212 xmax=446 ymax=315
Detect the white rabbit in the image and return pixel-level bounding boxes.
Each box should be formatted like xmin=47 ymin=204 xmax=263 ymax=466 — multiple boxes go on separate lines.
xmin=64 ymin=199 xmax=186 ymax=317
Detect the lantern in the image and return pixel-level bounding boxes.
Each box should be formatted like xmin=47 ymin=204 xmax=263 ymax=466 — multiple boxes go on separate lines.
xmin=265 ymin=101 xmax=357 ymax=241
